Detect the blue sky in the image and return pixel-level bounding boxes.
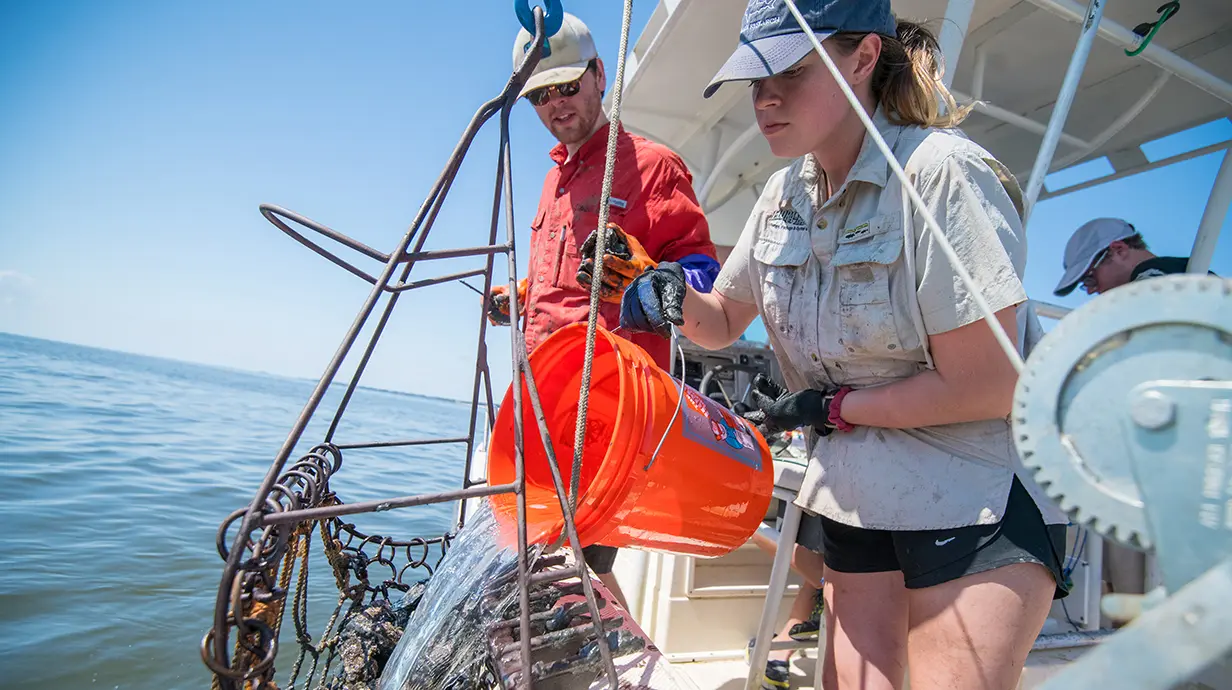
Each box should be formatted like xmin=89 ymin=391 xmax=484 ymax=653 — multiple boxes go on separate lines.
xmin=1 ymin=1 xmax=1229 ymax=400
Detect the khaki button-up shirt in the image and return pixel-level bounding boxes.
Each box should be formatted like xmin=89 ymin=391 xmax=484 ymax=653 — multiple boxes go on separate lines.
xmin=714 ymin=109 xmax=1065 ymax=530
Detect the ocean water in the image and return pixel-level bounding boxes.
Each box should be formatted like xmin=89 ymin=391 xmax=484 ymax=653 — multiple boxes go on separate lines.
xmin=0 ymin=332 xmax=472 ymax=689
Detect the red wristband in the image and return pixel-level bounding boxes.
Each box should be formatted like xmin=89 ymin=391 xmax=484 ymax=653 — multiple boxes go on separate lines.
xmin=828 ymin=386 xmax=855 ymax=432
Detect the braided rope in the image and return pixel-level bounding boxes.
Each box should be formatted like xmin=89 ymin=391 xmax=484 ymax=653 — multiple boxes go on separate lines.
xmin=566 ymin=0 xmax=636 ymax=541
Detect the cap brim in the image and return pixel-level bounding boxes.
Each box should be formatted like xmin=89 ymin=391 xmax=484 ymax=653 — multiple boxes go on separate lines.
xmin=704 ymin=31 xmax=834 ymax=99
xmin=519 ymin=62 xmax=590 ymax=99
xmin=1053 ymin=255 xmax=1098 ymax=296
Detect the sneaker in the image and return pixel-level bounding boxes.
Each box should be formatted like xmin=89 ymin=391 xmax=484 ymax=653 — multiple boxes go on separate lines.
xmin=787 ymin=619 xmax=819 ymax=642
xmin=762 ymin=659 xmax=790 ymax=690
xmin=788 ymin=586 xmax=824 ymax=642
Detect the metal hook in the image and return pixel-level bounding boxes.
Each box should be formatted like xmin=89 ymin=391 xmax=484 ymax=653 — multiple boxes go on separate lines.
xmin=1127 ymin=1 xmax=1180 ymax=57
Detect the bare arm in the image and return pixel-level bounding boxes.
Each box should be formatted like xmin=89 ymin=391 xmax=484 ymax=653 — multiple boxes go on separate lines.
xmin=839 ymin=306 xmax=1020 ymax=428
xmin=678 ymin=287 xmax=761 ymax=351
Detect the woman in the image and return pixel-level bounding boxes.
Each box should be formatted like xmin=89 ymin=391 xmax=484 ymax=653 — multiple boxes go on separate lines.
xmin=620 ymin=1 xmax=1070 ymax=689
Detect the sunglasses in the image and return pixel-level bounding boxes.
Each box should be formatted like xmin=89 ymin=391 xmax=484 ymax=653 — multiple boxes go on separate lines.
xmin=1080 ymin=248 xmax=1110 ymax=292
xmin=526 ymin=77 xmax=583 ymax=106
xmin=525 ymin=61 xmax=596 ymax=106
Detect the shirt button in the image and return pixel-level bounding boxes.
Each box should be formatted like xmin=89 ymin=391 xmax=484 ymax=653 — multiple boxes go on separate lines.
xmin=558 ymin=187 xmax=565 ymax=194
xmin=817 ymin=218 xmax=828 ymax=230
xmin=537 ymin=275 xmax=544 ymax=282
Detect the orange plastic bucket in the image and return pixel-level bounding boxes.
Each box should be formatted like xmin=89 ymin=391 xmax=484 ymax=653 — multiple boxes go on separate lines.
xmin=486 ymin=324 xmax=773 ymax=558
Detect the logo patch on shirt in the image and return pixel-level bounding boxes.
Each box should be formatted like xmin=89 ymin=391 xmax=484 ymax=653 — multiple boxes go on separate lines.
xmin=766 ymin=208 xmax=808 ymax=235
xmin=841 ymin=221 xmax=872 ymax=242
xmin=608 ymin=197 xmax=627 ymax=210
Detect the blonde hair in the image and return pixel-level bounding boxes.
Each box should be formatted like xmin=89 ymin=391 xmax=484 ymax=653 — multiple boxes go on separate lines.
xmin=831 ymin=20 xmax=972 ymax=129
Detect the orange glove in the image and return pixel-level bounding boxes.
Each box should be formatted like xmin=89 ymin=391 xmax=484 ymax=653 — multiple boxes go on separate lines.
xmin=576 ymin=223 xmax=658 ymax=303
xmin=487 ymin=279 xmax=527 ymax=326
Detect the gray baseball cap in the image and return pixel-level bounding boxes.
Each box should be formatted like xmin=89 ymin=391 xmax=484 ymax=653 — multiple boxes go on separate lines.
xmin=512 ymin=12 xmax=598 ymax=100
xmin=1054 ymin=218 xmax=1139 ymax=296
xmin=704 ymin=0 xmax=897 ymax=98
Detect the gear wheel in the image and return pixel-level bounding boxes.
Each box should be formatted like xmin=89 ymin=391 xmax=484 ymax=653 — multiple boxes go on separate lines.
xmin=1014 ymin=275 xmax=1232 ymax=550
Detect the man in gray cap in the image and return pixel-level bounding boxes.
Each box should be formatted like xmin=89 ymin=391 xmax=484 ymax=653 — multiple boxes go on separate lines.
xmin=1054 ymin=218 xmax=1199 ymax=296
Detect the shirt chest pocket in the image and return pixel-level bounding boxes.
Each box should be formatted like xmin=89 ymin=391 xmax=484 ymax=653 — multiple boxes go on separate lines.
xmin=528 ymin=207 xmax=561 ymax=290
xmin=831 ymin=214 xmax=907 ymax=356
xmin=753 ymin=220 xmax=811 ymax=331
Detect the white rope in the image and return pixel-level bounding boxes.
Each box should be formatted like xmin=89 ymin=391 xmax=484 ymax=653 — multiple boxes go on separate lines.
xmin=782 ymin=0 xmax=1025 ymax=374
xmin=567 ymin=0 xmax=635 ymax=527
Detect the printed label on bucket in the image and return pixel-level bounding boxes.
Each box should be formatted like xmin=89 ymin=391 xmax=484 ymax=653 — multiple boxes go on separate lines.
xmin=679 ymin=386 xmax=762 ymax=471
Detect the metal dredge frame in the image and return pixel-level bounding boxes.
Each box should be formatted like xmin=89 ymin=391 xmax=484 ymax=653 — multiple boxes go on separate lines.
xmin=201 ymin=8 xmax=619 ymax=689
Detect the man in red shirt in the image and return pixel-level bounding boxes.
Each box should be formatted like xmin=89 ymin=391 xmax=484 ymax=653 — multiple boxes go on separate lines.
xmin=489 ymin=11 xmax=719 ymax=610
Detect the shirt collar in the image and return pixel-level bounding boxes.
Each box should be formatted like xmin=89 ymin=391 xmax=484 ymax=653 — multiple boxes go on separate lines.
xmin=798 ymin=106 xmax=901 ymax=190
xmin=549 ymin=120 xmax=616 ymax=167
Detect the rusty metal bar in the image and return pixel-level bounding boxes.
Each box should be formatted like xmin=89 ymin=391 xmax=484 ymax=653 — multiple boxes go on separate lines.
xmin=489 ymin=599 xmax=590 ymax=634
xmin=334 ymin=436 xmax=469 ymax=450
xmin=459 ymin=86 xmax=517 ymax=530
xmin=528 ymin=566 xmax=583 ymax=587
xmin=505 ymin=148 xmax=535 ymax=690
xmin=402 ymin=244 xmax=511 ymax=262
xmin=258 ymin=483 xmax=518 ymax=526
xmin=388 ymin=268 xmax=489 ymax=293
xmin=259 ymin=204 xmax=389 ymax=284
xmin=500 ymin=11 xmax=550 ymax=685
xmin=516 ymin=344 xmax=620 ymax=687
xmin=498 ymin=616 xmax=625 ymax=658
xmin=203 ymin=8 xmax=589 ymax=688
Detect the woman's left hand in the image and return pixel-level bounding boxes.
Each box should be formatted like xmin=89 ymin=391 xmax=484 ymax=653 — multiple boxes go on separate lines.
xmin=743 ymin=374 xmax=850 ymax=437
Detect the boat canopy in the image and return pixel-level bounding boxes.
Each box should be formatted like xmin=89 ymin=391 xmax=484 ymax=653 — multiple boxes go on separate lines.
xmin=615 ymin=0 xmax=1232 ymax=249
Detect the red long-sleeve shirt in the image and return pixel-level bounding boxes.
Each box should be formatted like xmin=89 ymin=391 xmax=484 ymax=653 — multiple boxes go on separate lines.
xmin=522 ymin=123 xmax=716 ymax=369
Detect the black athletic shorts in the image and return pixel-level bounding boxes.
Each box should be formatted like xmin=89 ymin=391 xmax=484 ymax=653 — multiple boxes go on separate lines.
xmin=582 ymin=544 xmax=618 ymax=575
xmin=818 ymin=477 xmax=1070 ymax=599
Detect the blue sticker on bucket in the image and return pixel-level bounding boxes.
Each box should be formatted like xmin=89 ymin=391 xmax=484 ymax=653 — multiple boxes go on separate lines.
xmin=678 ymin=385 xmax=763 ymax=471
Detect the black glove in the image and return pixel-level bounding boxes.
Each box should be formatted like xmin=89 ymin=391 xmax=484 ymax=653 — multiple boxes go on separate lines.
xmin=742 ymin=374 xmax=843 ymax=438
xmin=619 ymin=261 xmax=686 ymax=338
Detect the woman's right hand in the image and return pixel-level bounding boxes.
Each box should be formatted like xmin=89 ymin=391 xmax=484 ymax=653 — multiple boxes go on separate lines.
xmin=619 ymin=261 xmax=686 ymax=337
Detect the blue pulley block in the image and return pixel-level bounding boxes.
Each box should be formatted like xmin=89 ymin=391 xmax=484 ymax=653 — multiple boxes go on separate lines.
xmin=515 ymin=0 xmax=564 ymax=57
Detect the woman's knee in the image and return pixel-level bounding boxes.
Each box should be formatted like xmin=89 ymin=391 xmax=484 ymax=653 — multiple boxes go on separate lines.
xmin=792 ymin=544 xmax=826 ymax=584
xmin=824 ymin=569 xmax=911 ymax=690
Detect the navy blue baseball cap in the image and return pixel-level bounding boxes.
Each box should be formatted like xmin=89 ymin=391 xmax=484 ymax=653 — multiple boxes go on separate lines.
xmin=704 ymin=0 xmax=897 ymax=98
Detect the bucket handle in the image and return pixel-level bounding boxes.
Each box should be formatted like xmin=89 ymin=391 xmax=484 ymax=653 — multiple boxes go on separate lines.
xmin=643 ymin=328 xmax=688 ymax=471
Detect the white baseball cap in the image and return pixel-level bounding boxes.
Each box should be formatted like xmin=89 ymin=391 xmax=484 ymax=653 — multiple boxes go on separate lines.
xmin=1054 ymin=218 xmax=1139 ymax=296
xmin=512 ymin=12 xmax=598 ymax=100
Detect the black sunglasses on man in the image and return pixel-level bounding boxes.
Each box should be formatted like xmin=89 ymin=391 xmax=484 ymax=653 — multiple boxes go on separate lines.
xmin=525 ymin=60 xmax=596 ymax=106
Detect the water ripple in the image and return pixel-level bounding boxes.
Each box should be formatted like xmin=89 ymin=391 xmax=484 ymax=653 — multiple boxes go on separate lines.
xmin=0 ymin=332 xmax=471 ymax=689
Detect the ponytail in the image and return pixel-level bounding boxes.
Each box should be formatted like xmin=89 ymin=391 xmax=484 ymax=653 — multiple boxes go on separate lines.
xmin=831 ymin=20 xmax=972 ymax=129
